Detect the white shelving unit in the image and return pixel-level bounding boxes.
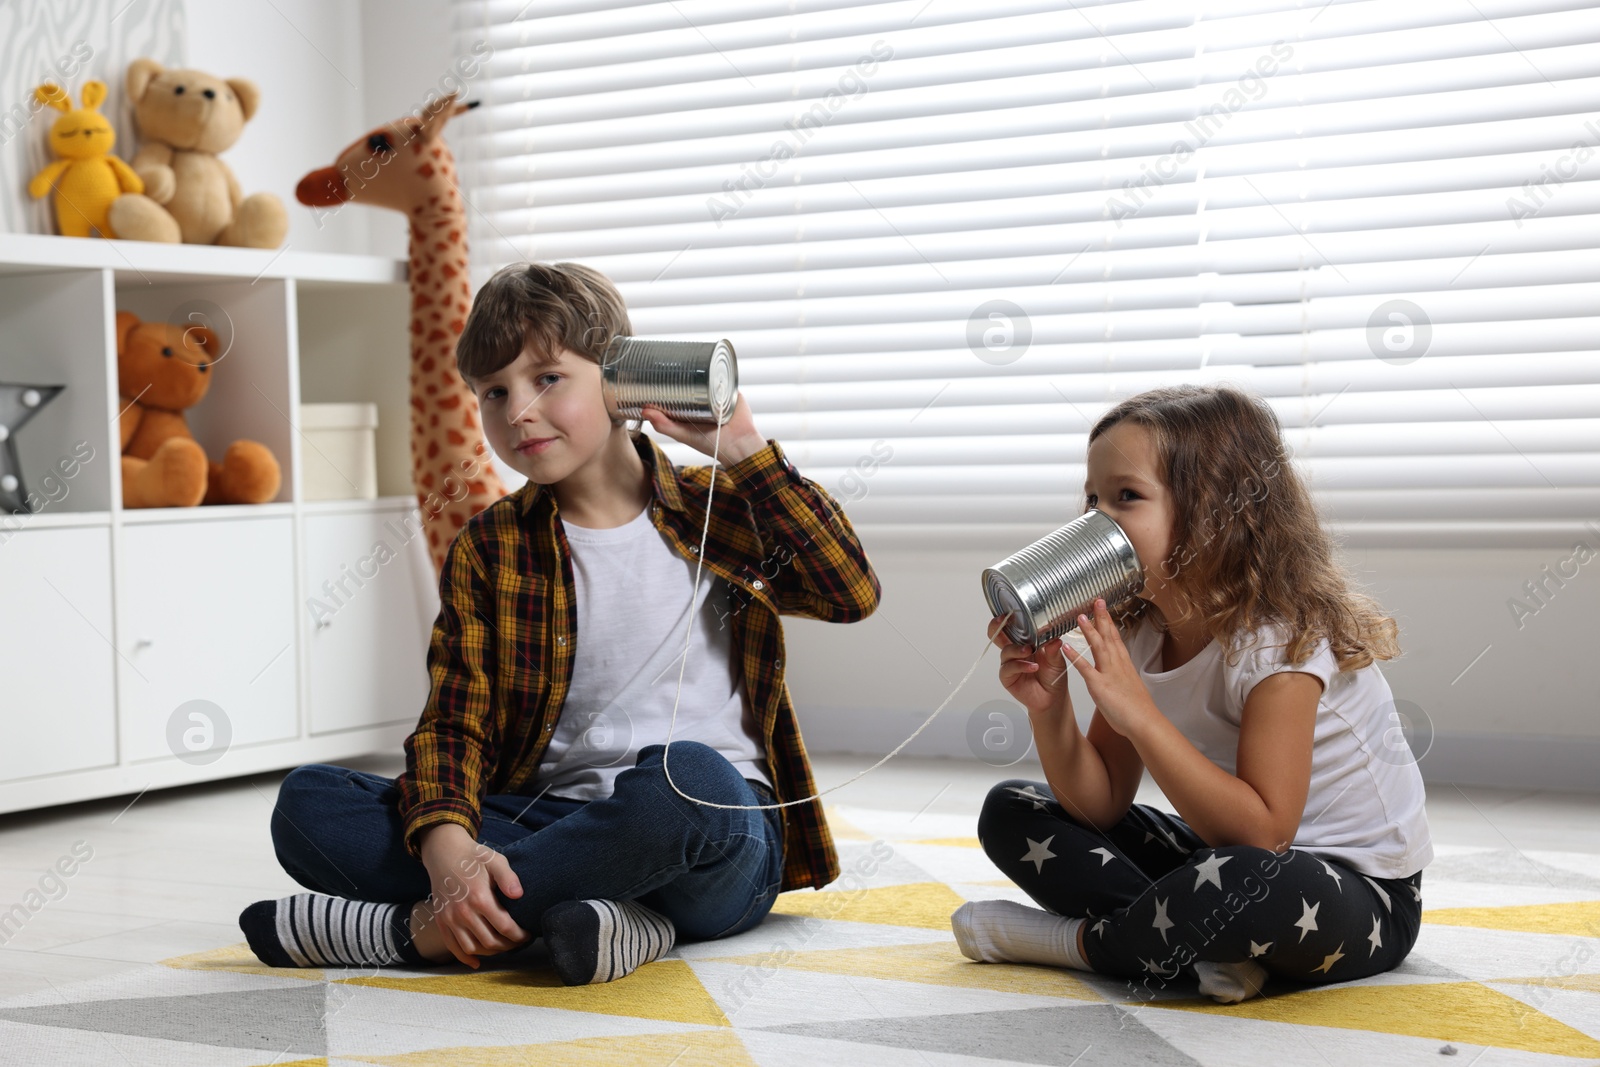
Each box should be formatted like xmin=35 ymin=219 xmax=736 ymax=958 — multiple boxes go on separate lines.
xmin=0 ymin=233 xmax=439 ymax=814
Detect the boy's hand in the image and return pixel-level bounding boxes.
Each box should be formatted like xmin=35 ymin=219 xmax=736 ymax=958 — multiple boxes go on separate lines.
xmin=990 ymin=613 xmax=1072 ymax=718
xmin=417 ymin=823 xmax=529 ymax=968
xmin=642 ymin=392 xmax=766 ymax=466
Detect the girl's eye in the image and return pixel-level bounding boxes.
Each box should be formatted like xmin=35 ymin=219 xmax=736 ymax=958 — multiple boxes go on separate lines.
xmin=1086 ymin=489 xmax=1138 ymax=506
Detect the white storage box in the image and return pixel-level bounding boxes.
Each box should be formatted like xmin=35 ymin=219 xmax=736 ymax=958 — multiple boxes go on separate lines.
xmin=299 ymin=402 xmax=379 ymax=501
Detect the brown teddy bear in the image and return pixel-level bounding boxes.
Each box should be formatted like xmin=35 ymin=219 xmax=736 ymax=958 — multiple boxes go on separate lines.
xmin=118 ymin=311 xmax=282 ymax=508
xmin=107 ymin=59 xmax=287 ymax=248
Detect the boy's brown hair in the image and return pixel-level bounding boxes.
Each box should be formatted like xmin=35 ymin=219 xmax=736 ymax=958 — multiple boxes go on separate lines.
xmin=456 ymin=261 xmax=637 ymax=432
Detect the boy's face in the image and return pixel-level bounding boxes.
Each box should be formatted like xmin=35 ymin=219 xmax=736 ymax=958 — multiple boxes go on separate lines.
xmin=471 ymin=342 xmax=621 ymax=484
xmin=1084 ymin=421 xmax=1175 ymax=605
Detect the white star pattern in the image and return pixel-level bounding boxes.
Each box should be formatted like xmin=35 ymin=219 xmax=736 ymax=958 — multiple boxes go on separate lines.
xmin=1312 ymin=941 xmax=1346 ymax=974
xmin=1192 ymin=852 xmax=1233 ymax=891
xmin=1294 ymin=897 xmax=1321 ymax=942
xmin=1363 ymin=875 xmax=1392 ymax=913
xmin=1141 ymin=957 xmax=1179 ymax=977
xmin=1020 ymin=835 xmax=1058 ymax=874
xmin=1144 ymin=831 xmax=1157 ymax=844
xmin=1318 ymin=858 xmax=1344 ymax=891
xmin=1090 ymin=847 xmax=1116 ymax=867
xmin=1249 ymin=940 xmax=1272 ymax=957
xmin=1410 ymin=882 xmax=1422 ymax=902
xmin=1367 ymin=914 xmax=1383 ymax=957
xmin=1161 ymin=829 xmax=1193 ymax=855
xmin=1091 ymin=918 xmax=1110 ymax=937
xmin=1007 ymin=785 xmax=1051 ymax=811
xmin=1151 ymin=897 xmax=1174 ymax=944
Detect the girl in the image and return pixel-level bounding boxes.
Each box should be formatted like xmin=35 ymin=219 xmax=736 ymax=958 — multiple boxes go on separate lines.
xmin=951 ymin=384 xmax=1431 ymax=1003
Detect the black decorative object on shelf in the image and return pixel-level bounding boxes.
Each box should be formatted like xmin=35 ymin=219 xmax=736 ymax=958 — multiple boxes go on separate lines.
xmin=0 ymin=382 xmax=65 ymax=514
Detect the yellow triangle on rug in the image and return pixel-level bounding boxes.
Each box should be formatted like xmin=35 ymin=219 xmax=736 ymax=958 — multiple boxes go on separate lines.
xmin=339 ymin=959 xmax=729 ymax=1028
xmin=771 ymin=880 xmax=968 ymax=930
xmin=1151 ymin=979 xmax=1600 ymax=1058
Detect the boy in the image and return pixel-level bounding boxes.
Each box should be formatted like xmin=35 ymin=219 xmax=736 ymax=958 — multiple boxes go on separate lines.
xmin=239 ymin=261 xmax=880 ymax=984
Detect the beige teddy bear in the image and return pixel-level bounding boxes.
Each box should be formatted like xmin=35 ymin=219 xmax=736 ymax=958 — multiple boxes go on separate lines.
xmin=107 ymin=59 xmax=287 ymax=248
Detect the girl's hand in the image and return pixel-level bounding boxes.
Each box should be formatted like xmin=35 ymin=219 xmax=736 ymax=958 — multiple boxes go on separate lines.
xmin=642 ymin=392 xmax=767 ymax=467
xmin=989 ymin=613 xmax=1072 ymax=718
xmin=1060 ymin=597 xmax=1158 ymax=736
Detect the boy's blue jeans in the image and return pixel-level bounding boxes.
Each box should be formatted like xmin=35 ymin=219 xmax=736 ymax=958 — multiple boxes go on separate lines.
xmin=269 ymin=741 xmax=785 ymax=947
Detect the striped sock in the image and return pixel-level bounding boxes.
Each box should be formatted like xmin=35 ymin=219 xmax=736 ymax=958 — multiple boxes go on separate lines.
xmin=541 ymin=899 xmax=676 ymax=985
xmin=238 ymin=893 xmax=428 ymax=968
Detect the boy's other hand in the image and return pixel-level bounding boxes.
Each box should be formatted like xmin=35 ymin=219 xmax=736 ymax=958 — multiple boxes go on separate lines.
xmin=989 ymin=613 xmax=1072 ymax=719
xmin=417 ymin=823 xmax=529 ymax=969
xmin=642 ymin=392 xmax=766 ymax=466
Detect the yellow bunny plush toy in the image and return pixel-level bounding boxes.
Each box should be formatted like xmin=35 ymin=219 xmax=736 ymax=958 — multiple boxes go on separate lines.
xmin=27 ymin=81 xmax=144 ymax=238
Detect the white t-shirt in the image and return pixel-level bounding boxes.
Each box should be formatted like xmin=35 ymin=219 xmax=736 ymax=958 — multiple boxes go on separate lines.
xmin=1123 ymin=617 xmax=1433 ymax=879
xmin=534 ymin=504 xmax=770 ymax=801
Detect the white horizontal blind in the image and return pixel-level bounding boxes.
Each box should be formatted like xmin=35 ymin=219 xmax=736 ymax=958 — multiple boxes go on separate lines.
xmin=451 ymin=0 xmax=1600 ymax=543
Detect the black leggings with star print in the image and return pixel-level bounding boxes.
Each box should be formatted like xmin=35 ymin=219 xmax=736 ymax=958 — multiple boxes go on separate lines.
xmin=978 ymin=779 xmax=1424 ymax=988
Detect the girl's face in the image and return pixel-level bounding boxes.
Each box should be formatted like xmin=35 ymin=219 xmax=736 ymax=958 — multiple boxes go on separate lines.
xmin=1084 ymin=421 xmax=1177 ymax=609
xmin=473 ymin=343 xmax=621 ymax=484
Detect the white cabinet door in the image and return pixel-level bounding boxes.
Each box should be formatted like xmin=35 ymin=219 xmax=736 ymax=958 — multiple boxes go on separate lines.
xmin=303 ymin=509 xmax=433 ymax=735
xmin=120 ymin=517 xmax=298 ymax=763
xmin=0 ymin=526 xmax=117 ymax=781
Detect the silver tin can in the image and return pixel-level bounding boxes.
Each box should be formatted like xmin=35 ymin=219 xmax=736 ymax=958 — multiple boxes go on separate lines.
xmin=601 ymin=336 xmax=738 ymax=425
xmin=982 ymin=509 xmax=1145 ymax=647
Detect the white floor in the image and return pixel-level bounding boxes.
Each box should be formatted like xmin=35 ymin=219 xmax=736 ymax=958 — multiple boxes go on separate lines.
xmin=1 ymin=751 xmax=1596 ymax=1001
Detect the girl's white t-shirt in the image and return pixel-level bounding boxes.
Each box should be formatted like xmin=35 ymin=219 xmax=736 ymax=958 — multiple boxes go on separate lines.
xmin=1122 ymin=617 xmax=1433 ymax=879
xmin=533 ymin=504 xmax=771 ymax=801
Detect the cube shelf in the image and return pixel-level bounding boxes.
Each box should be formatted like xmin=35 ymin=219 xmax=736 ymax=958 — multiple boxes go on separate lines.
xmin=0 ymin=233 xmax=438 ymax=813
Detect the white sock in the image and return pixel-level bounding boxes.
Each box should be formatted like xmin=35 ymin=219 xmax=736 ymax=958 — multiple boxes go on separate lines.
xmin=1194 ymin=959 xmax=1268 ymax=1003
xmin=951 ymin=900 xmax=1091 ymax=971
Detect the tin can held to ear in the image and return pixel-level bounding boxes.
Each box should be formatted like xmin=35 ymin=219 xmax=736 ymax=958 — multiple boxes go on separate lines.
xmin=601 ymin=337 xmax=739 ymax=426
xmin=982 ymin=509 xmax=1144 ymax=648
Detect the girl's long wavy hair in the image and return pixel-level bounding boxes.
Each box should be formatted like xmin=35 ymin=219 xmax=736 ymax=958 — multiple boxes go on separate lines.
xmin=1093 ymin=384 xmax=1400 ymax=672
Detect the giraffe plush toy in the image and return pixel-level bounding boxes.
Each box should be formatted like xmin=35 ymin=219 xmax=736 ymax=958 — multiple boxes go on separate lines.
xmin=295 ymin=93 xmax=505 ymax=576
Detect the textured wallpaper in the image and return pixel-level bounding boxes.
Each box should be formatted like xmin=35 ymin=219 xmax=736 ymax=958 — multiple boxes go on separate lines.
xmin=0 ymin=0 xmax=186 ymax=235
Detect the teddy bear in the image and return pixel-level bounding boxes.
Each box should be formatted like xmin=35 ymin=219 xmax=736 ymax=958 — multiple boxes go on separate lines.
xmin=27 ymin=80 xmax=143 ymax=238
xmin=117 ymin=310 xmax=282 ymax=508
xmin=106 ymin=59 xmax=287 ymax=248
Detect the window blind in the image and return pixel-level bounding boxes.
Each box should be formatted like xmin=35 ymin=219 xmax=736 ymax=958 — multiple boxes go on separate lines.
xmin=450 ymin=0 xmax=1600 ymax=546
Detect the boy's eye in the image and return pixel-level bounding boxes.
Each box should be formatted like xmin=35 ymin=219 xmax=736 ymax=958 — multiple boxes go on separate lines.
xmin=536 ymin=372 xmax=561 ymax=387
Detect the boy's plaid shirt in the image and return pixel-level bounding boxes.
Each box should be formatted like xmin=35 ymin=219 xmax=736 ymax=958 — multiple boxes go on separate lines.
xmin=396 ymin=432 xmax=882 ymax=892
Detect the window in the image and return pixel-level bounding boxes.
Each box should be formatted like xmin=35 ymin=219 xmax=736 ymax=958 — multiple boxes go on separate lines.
xmin=452 ymin=0 xmax=1600 ymax=546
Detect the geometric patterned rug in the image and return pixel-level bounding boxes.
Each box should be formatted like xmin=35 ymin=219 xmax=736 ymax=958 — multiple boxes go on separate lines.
xmin=2 ymin=805 xmax=1597 ymax=1066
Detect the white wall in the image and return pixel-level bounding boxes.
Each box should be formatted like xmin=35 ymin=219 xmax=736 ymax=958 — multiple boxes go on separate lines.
xmin=190 ymin=0 xmax=483 ymax=261
xmin=356 ymin=0 xmax=455 ymax=262
xmin=185 ymin=0 xmax=370 ymax=256
xmin=784 ymin=534 xmax=1600 ymax=792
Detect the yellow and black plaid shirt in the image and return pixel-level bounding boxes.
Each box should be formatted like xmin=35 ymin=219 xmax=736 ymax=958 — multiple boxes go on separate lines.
xmin=396 ymin=432 xmax=881 ymax=892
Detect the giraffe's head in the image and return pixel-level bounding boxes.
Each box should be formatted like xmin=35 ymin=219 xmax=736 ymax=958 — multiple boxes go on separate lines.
xmin=295 ymin=93 xmax=475 ymax=216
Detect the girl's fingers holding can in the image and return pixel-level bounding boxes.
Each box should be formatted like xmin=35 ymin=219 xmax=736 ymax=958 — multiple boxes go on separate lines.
xmin=999 ymin=641 xmax=1037 ymax=664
